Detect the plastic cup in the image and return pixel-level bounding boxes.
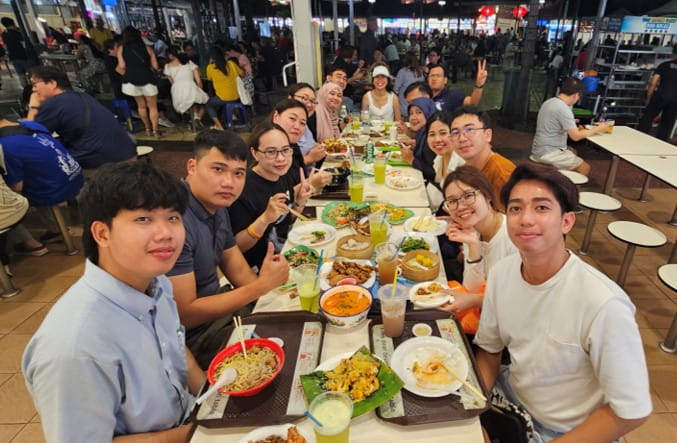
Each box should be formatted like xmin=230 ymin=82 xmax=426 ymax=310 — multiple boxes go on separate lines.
xmin=373 ymin=155 xmax=387 ymax=184
xmin=349 ymin=175 xmax=364 ymax=203
xmin=374 ymin=242 xmax=397 ymax=285
xmin=292 ymin=264 xmax=320 ymax=313
xmin=384 ymin=120 xmax=393 ymax=134
xmin=349 ymin=154 xmax=364 ymax=176
xmin=360 ymin=109 xmax=370 ymax=124
xmin=369 ymin=211 xmax=389 ymax=247
xmin=351 ymin=113 xmax=361 ymax=131
xmin=378 ymin=283 xmax=408 ymax=338
xmin=308 ymin=391 xmax=353 ymax=443
xmin=605 ymin=119 xmax=615 ymax=133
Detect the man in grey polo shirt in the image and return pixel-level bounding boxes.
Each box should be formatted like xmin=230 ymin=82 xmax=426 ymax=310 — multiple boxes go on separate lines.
xmin=167 ymin=129 xmax=289 ymax=368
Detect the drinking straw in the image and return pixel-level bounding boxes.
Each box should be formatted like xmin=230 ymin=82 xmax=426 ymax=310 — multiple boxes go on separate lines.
xmin=379 ymin=208 xmax=388 ymax=226
xmin=393 ymin=236 xmax=406 ymax=259
xmin=313 ymin=249 xmax=325 ymax=290
xmin=349 ymin=146 xmax=357 ymax=170
xmin=305 ymin=411 xmax=323 ymax=427
xmin=390 ymin=268 xmax=399 ymax=299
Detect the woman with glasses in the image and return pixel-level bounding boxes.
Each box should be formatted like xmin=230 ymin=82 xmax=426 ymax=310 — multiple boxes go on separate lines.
xmin=426 ymin=111 xmax=464 ymax=185
xmin=437 ymin=165 xmax=517 ymax=333
xmin=287 ymin=83 xmax=326 ymax=167
xmin=315 ymin=82 xmax=344 ymax=142
xmin=230 ymin=122 xmax=313 ymax=270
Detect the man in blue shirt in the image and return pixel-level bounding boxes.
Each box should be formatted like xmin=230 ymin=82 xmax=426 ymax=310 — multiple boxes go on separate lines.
xmin=427 ymin=62 xmax=488 ymax=112
xmin=167 ymin=129 xmax=289 ymax=368
xmin=22 ymin=162 xmax=205 ymax=442
xmin=26 ymin=65 xmax=136 ymax=170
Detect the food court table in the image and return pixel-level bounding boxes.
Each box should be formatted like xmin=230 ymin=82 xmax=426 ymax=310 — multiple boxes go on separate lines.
xmin=619 ymin=154 xmax=677 ymax=224
xmin=584 ymin=126 xmax=677 ymax=193
xmin=189 ymin=207 xmax=485 ymax=442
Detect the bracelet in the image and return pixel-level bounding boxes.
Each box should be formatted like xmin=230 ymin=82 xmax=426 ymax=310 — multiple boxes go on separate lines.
xmin=466 ymin=255 xmax=483 ymax=264
xmin=474 ymin=84 xmax=484 ymax=89
xmin=247 ymin=224 xmax=263 ymax=239
xmin=29 ymin=105 xmax=40 ymax=110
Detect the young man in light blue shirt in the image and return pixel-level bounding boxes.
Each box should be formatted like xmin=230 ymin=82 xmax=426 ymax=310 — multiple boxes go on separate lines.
xmin=22 ymin=162 xmax=205 ymax=442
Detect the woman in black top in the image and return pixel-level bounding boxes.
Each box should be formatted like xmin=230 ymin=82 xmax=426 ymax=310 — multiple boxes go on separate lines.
xmin=116 ymin=26 xmax=160 ymax=137
xmin=230 ymin=122 xmax=313 ymax=271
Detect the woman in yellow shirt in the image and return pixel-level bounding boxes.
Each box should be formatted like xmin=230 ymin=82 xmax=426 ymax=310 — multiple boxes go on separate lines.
xmin=205 ymin=47 xmax=243 ymax=129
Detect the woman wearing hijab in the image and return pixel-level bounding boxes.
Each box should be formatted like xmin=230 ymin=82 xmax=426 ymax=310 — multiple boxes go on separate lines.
xmin=315 ymin=82 xmax=343 ymax=142
xmin=401 ymin=96 xmax=437 ymax=184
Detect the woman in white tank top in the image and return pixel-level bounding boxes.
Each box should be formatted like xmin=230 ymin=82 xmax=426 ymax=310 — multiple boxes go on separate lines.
xmin=361 ymin=65 xmax=403 ymax=123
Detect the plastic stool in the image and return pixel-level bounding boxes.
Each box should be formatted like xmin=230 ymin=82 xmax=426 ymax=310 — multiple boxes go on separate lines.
xmin=578 ymin=192 xmax=621 ymax=255
xmin=137 ymin=145 xmax=154 ymax=162
xmin=657 ymin=264 xmax=677 ymax=354
xmin=0 ymin=227 xmax=20 ymax=298
xmin=558 ymin=170 xmax=589 ymax=186
xmin=222 ymin=102 xmax=251 ymax=129
xmin=50 ymin=204 xmax=79 ymax=256
xmin=608 ymin=221 xmax=667 ymax=287
xmin=111 ymin=98 xmax=134 ymax=131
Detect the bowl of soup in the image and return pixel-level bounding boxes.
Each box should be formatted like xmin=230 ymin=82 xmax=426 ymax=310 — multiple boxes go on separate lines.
xmin=207 ymin=338 xmax=285 ymax=397
xmin=320 ymin=285 xmax=372 ymax=328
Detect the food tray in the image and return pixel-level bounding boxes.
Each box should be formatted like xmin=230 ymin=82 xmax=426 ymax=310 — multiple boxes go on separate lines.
xmin=191 ymin=311 xmax=326 ymax=428
xmin=368 ymin=310 xmax=489 ymax=425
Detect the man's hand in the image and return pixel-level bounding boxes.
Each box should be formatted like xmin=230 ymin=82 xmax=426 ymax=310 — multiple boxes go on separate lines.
xmin=257 ymin=242 xmax=290 ymax=291
xmin=475 ymin=59 xmax=488 ymax=87
xmin=438 ymin=291 xmax=483 ymax=313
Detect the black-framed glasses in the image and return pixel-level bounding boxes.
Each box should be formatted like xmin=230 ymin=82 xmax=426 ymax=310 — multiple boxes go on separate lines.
xmin=444 ymin=191 xmax=478 ymax=210
xmin=293 ymin=94 xmax=318 ymax=105
xmin=256 ymin=147 xmax=293 ymax=159
xmin=450 ymin=127 xmax=487 ymax=138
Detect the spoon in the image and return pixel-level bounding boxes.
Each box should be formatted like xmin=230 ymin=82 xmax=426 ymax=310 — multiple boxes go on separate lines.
xmin=195 ymin=367 xmax=237 ymax=405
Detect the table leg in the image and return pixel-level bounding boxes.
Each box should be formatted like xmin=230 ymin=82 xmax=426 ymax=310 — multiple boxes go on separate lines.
xmin=51 ymin=205 xmax=79 ymax=256
xmin=617 ymin=244 xmax=636 ymax=288
xmin=578 ymin=210 xmax=598 ymax=256
xmin=671 ymin=203 xmax=677 ymax=227
xmin=639 ymin=174 xmax=651 ymax=202
xmin=659 ymin=311 xmax=677 ymax=354
xmin=603 ymin=156 xmax=619 ymax=194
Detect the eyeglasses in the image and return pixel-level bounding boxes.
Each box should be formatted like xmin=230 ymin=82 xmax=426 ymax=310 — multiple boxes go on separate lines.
xmin=443 ymin=191 xmax=478 ymax=210
xmin=30 ymin=80 xmax=44 ymax=87
xmin=256 ymin=147 xmax=293 ymax=159
xmin=293 ymin=94 xmax=318 ymax=105
xmin=450 ymin=127 xmax=487 ymax=138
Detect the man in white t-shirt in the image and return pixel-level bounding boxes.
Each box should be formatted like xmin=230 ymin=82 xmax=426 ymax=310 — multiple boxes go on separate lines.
xmin=474 ymin=163 xmax=651 ymax=442
xmin=530 ymin=77 xmax=609 ymax=176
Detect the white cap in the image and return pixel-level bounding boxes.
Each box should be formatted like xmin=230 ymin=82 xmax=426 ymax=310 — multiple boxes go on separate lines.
xmin=372 ymin=65 xmax=392 ymax=79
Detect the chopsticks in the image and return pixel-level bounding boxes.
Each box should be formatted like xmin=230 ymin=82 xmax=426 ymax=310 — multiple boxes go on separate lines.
xmin=442 ymin=361 xmax=487 ymax=402
xmin=234 ymin=316 xmax=248 ymax=360
xmin=289 ymin=206 xmax=312 ymax=222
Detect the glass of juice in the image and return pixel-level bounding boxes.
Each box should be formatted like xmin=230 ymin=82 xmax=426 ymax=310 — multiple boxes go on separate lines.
xmin=351 ymin=113 xmax=361 ymax=132
xmin=292 ymin=264 xmax=320 ymax=313
xmin=369 ymin=211 xmax=389 ymax=247
xmin=378 ymin=283 xmax=407 ymax=338
xmin=374 ymin=241 xmax=397 ymax=285
xmin=384 ymin=119 xmax=393 ymax=135
xmin=349 ymin=153 xmax=364 ymax=175
xmin=349 ymin=174 xmax=364 ymax=203
xmin=373 ymin=155 xmax=387 ymax=185
xmin=605 ymin=119 xmax=615 ymax=133
xmin=308 ymin=391 xmax=353 ymax=443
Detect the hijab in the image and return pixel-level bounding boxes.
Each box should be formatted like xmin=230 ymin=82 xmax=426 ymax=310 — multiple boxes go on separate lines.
xmin=315 ymin=82 xmax=342 ymax=142
xmin=409 ymin=97 xmax=437 ymax=184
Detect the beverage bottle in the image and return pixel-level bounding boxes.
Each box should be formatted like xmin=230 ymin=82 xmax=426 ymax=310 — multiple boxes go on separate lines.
xmin=365 ymin=142 xmax=374 ymax=163
xmin=598 ymin=106 xmax=608 ymax=123
xmin=389 ymin=125 xmax=398 ymax=142
xmin=339 ymin=105 xmax=348 ymax=122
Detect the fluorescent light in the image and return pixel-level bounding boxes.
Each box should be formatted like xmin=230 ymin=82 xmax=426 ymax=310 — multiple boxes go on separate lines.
xmin=439 ymin=0 xmax=446 ymax=5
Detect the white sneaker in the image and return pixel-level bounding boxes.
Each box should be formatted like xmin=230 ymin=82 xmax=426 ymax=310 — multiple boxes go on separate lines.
xmin=158 ymin=117 xmax=175 ymax=128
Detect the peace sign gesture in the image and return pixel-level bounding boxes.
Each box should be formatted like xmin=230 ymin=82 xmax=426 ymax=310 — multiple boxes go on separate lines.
xmin=475 ymin=59 xmax=488 ymax=88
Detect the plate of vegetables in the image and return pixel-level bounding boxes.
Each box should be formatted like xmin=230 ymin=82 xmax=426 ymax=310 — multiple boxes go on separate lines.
xmin=288 ymin=222 xmax=337 ymax=246
xmin=391 ymin=233 xmax=438 ymax=255
xmin=283 ymin=245 xmax=320 ymax=267
xmin=321 ymin=202 xmax=371 ymax=228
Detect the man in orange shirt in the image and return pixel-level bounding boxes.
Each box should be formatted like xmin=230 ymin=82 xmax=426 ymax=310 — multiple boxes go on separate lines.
xmin=449 ymin=106 xmax=515 ymax=211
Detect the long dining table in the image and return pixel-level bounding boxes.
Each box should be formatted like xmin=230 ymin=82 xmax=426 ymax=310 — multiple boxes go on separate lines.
xmin=189 ymin=194 xmax=485 ymax=441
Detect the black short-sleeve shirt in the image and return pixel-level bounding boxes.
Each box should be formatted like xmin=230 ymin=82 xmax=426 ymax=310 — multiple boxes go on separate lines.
xmin=655 ymin=59 xmax=677 ymax=100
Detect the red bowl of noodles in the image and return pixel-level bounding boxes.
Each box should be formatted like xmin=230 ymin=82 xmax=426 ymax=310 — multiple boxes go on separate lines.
xmin=207 ymin=338 xmax=285 ymax=397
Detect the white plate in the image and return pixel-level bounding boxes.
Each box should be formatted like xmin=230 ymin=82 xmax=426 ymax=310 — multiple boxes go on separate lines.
xmin=237 ymin=423 xmax=315 ymax=443
xmin=390 ymin=232 xmax=439 ymax=256
xmin=408 ymin=281 xmax=453 ymax=308
xmin=390 ymin=336 xmax=469 ymax=398
xmin=319 ymin=259 xmax=376 ymax=291
xmin=361 ymin=163 xmax=393 ymax=176
xmin=403 ymin=216 xmax=448 ymax=236
xmin=288 ymin=222 xmax=337 ymax=246
xmin=385 ymin=174 xmax=422 ymax=190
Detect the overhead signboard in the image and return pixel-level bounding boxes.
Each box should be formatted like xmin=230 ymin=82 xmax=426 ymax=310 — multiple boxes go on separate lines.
xmin=620 ymin=16 xmax=677 ymax=35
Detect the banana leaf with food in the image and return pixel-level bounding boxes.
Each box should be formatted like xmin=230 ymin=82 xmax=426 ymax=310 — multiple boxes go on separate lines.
xmin=300 ymin=346 xmax=404 ymax=417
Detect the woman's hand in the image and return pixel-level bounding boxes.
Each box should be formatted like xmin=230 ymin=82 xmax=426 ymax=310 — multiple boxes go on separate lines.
xmin=310 ymin=170 xmax=332 ymax=188
xmin=306 ymin=143 xmax=327 ymax=163
xmin=446 ymin=222 xmax=480 ymax=246
xmin=294 ymin=168 xmax=314 ymax=207
xmin=262 ymin=193 xmax=290 ymax=224
xmin=400 ymin=143 xmax=414 ymax=165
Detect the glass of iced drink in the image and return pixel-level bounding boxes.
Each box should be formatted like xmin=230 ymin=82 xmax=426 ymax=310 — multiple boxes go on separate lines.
xmin=373 ymin=155 xmax=387 ymax=184
xmin=374 ymin=242 xmax=397 ymax=285
xmin=349 ymin=174 xmax=364 ymax=203
xmin=369 ymin=211 xmax=389 ymax=247
xmin=378 ymin=283 xmax=407 ymax=337
xmin=292 ymin=264 xmax=320 ymax=313
xmin=308 ymin=391 xmax=354 ymax=443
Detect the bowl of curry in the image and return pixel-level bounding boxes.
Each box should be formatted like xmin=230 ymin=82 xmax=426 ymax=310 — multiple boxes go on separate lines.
xmin=320 ymin=285 xmax=372 ymax=328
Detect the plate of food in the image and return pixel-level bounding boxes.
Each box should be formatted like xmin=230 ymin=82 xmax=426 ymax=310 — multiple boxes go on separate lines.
xmin=323 ymin=138 xmax=350 ymax=154
xmin=386 ymin=151 xmax=411 ymax=167
xmin=321 ymin=202 xmax=371 ymax=228
xmin=288 ymin=223 xmax=337 ymax=246
xmin=390 ymin=233 xmax=438 ymax=255
xmin=368 ymin=202 xmax=414 ymax=225
xmin=408 ymin=281 xmax=453 ymax=308
xmin=386 ymin=174 xmax=422 ymax=190
xmin=283 ymin=245 xmax=320 ymax=267
xmin=236 ymin=424 xmax=313 ymax=443
xmin=404 ymin=216 xmax=448 ymax=236
xmin=390 ymin=336 xmax=469 ymax=398
xmin=300 ymin=346 xmax=404 ymax=417
xmin=351 ymin=216 xmax=393 ymax=238
xmin=319 ymin=259 xmax=377 ymax=290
